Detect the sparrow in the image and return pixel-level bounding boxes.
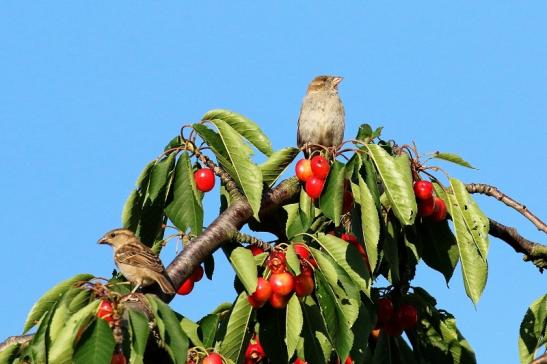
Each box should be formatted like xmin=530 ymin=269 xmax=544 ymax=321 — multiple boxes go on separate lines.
xmin=98 ymin=228 xmax=175 ymax=294
xmin=297 ymin=75 xmax=345 ymax=157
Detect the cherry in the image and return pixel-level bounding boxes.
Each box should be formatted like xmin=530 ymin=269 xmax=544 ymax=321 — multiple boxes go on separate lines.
xmin=294 ymin=358 xmax=308 ymax=364
xmin=97 ymin=300 xmax=114 ymax=322
xmin=245 ymin=336 xmax=266 ymax=362
xmin=418 ymin=196 xmax=436 ymax=217
xmin=376 ymin=297 xmax=394 ymax=325
xmin=384 ymin=319 xmax=404 ymax=336
xmin=268 ymin=292 xmax=290 ymax=309
xmin=194 ymin=168 xmax=215 ymax=192
xmin=247 ymin=277 xmax=272 ymax=308
xmin=250 ymin=246 xmax=265 ymax=256
xmin=310 ymin=155 xmax=330 ymax=179
xmin=369 ymin=327 xmax=381 ymax=342
xmin=190 ymin=265 xmax=204 ymax=282
xmin=293 ymin=244 xmax=310 ymax=260
xmin=295 ymin=273 xmax=314 ymax=297
xmin=295 ymin=159 xmax=314 ymax=182
xmin=341 ymin=233 xmax=358 ymax=246
xmin=269 ymin=272 xmax=295 ymax=296
xmin=176 ymin=278 xmax=194 ymax=295
xmin=202 ymin=352 xmax=223 ymax=364
xmin=414 ymin=180 xmax=433 ymax=201
xmin=267 ymin=251 xmax=287 ymax=274
xmin=397 ymin=303 xmax=418 ymax=329
xmin=344 ymin=357 xmax=353 ymax=364
xmin=111 ymin=352 xmax=127 ymax=364
xmin=431 ymin=197 xmax=447 ymax=222
xmin=305 ymin=176 xmax=325 ymax=199
xmin=342 ymin=190 xmax=354 ymax=214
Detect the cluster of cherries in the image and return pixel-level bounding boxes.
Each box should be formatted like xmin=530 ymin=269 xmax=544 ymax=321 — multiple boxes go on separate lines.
xmin=414 ymin=180 xmax=447 ymax=221
xmin=176 ymin=265 xmax=205 ymax=295
xmin=96 ymin=300 xmax=128 ymax=363
xmin=295 ymin=155 xmax=331 ymax=199
xmin=247 ymin=245 xmax=315 ymax=310
xmin=373 ymin=296 xmax=418 ymax=337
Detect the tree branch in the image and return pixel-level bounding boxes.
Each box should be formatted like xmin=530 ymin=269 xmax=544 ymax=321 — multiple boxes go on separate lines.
xmin=0 ymin=334 xmax=32 ymax=353
xmin=532 ymin=351 xmax=547 ymax=364
xmin=489 ymin=218 xmax=547 ymax=272
xmin=466 ymin=183 xmax=547 ymax=233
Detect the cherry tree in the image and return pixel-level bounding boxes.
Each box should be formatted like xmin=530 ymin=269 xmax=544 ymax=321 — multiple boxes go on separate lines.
xmin=1 ymin=110 xmax=545 ymax=364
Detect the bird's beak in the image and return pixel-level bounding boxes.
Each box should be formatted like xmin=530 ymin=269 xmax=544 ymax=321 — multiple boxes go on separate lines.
xmin=333 ymin=76 xmax=343 ymax=88
xmin=98 ymin=236 xmax=109 ymax=245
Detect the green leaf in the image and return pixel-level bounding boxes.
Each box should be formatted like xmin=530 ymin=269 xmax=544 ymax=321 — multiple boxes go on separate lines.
xmin=48 ymin=300 xmax=100 ymax=364
xmin=0 ymin=343 xmax=19 ymax=364
xmin=23 ymin=273 xmax=94 ymax=333
xmin=73 ymin=318 xmax=116 ymax=364
xmin=50 ymin=288 xmax=92 ymax=342
xmin=301 ymin=297 xmax=330 ymax=364
xmin=228 ymin=247 xmax=258 ymax=295
xmin=122 ymin=160 xmax=155 ymax=230
xmin=285 ymin=203 xmax=306 ymax=239
xmin=450 ymin=178 xmax=489 ymax=260
xmin=383 ymin=218 xmax=400 ymax=284
xmin=362 ymin=155 xmax=381 ymax=207
xmin=29 ymin=300 xmax=57 ymax=364
xmin=127 ymin=309 xmax=150 ymax=364
xmin=202 ymin=109 xmax=273 ymax=156
xmin=148 ymin=152 xmax=178 ymax=202
xmin=286 ymin=244 xmax=301 ymax=275
xmin=432 ymin=152 xmax=477 ymax=169
xmin=198 ymin=314 xmax=220 ymax=348
xmin=219 ymin=292 xmax=253 ymax=362
xmin=315 ymin=272 xmax=353 ymax=360
xmin=146 ymin=295 xmax=189 ymax=364
xmin=365 ymin=144 xmax=417 ymax=225
xmin=356 ymin=175 xmax=380 ymax=273
xmin=259 ymin=147 xmax=299 ymax=187
xmin=299 ymin=188 xmax=315 ymax=230
xmin=165 ymin=152 xmax=203 ymax=235
xmin=285 ymin=295 xmax=304 ymax=358
xmin=314 ymin=233 xmax=370 ymax=295
xmin=445 ymin=180 xmax=488 ymax=305
xmin=319 ymin=161 xmax=346 ymax=226
xmin=210 ymin=119 xmax=264 ymax=220
xmin=418 ymin=219 xmax=459 ymax=284
xmin=180 ymin=317 xmax=204 ymax=348
xmin=518 ymin=294 xmax=547 ymax=364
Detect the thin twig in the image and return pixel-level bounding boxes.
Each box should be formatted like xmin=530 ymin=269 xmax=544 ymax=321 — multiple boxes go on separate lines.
xmin=466 ymin=183 xmax=547 ymax=233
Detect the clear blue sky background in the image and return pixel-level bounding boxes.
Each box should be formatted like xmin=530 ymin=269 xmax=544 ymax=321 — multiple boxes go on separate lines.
xmin=1 ymin=2 xmax=546 ymax=362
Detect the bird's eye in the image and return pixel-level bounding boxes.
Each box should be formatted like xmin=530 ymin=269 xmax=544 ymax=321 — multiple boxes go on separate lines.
xmin=110 ymin=233 xmax=116 ymax=238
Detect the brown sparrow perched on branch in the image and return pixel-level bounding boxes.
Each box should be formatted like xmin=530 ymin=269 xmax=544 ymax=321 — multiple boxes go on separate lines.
xmin=98 ymin=228 xmax=175 ymax=294
xmin=297 ymin=75 xmax=345 ymax=157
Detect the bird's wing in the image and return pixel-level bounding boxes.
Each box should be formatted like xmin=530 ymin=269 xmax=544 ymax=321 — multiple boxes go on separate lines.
xmin=115 ymin=243 xmax=165 ymax=274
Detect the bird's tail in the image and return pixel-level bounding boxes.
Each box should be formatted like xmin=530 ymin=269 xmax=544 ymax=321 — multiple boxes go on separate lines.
xmin=157 ymin=275 xmax=175 ymax=294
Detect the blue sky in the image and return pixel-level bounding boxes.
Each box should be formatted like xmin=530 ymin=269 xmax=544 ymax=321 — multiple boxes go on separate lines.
xmin=1 ymin=2 xmax=546 ymax=362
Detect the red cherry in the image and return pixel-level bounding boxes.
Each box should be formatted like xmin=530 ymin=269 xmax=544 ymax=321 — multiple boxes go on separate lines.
xmin=202 ymin=352 xmax=223 ymax=364
xmin=293 ymin=244 xmax=310 ymax=260
xmin=397 ymin=303 xmax=418 ymax=329
xmin=247 ymin=278 xmax=272 ymax=308
xmin=295 ymin=273 xmax=314 ymax=297
xmin=418 ymin=196 xmax=436 ymax=217
xmin=245 ymin=337 xmax=266 ymax=362
xmin=377 ymin=297 xmax=394 ymax=325
xmin=268 ymin=292 xmax=290 ymax=309
xmin=344 ymin=356 xmax=353 ymax=364
xmin=190 ymin=265 xmax=204 ymax=282
xmin=176 ymin=278 xmax=194 ymax=295
xmin=369 ymin=327 xmax=381 ymax=342
xmin=310 ymin=155 xmax=330 ymax=179
xmin=267 ymin=251 xmax=287 ymax=274
xmin=295 ymin=159 xmax=314 ymax=182
xmin=269 ymin=272 xmax=295 ymax=296
xmin=250 ymin=246 xmax=265 ymax=256
xmin=413 ymin=180 xmax=433 ymax=201
xmin=294 ymin=358 xmax=308 ymax=364
xmin=194 ymin=168 xmax=215 ymax=192
xmin=111 ymin=352 xmax=127 ymax=364
xmin=342 ymin=190 xmax=354 ymax=214
xmin=97 ymin=300 xmax=114 ymax=322
xmin=307 ymin=258 xmax=318 ymax=268
xmin=304 ymin=176 xmax=325 ymax=199
xmin=431 ymin=197 xmax=447 ymax=222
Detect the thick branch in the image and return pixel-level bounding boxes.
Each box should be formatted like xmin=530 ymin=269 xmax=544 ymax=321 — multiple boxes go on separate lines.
xmin=161 ymin=177 xmax=300 ymax=302
xmin=0 ymin=334 xmax=32 ymax=352
xmin=466 ymin=183 xmax=547 ymax=233
xmin=489 ymin=218 xmax=547 ymax=272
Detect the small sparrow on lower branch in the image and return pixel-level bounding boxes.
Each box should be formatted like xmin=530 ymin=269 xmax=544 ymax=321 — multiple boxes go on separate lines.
xmin=98 ymin=228 xmax=175 ymax=294
xmin=297 ymin=75 xmax=345 ymax=157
